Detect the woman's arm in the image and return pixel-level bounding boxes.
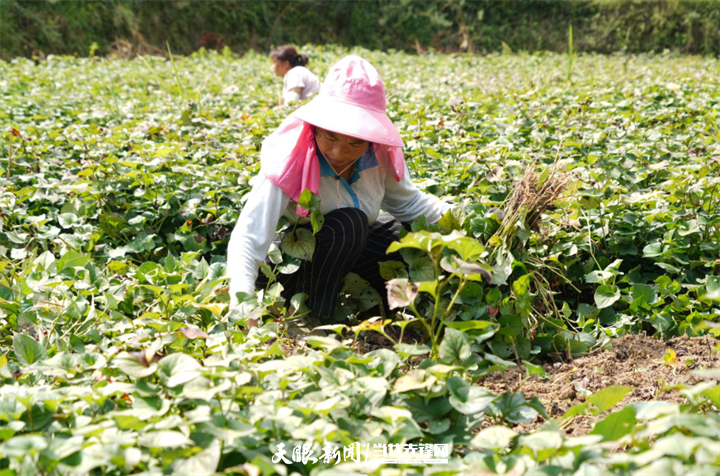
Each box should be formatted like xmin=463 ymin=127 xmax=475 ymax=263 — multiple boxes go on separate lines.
xmin=284 ymin=87 xmax=304 ymax=104
xmin=381 ymin=163 xmax=453 ymax=224
xmin=227 ymin=175 xmax=290 ymax=307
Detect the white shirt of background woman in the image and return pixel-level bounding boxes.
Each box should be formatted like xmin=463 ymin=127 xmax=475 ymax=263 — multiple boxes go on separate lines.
xmin=283 ymin=66 xmax=320 ymax=103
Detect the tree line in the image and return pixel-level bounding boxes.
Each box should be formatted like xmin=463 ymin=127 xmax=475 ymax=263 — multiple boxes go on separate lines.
xmin=1 ymin=0 xmax=719 ymax=59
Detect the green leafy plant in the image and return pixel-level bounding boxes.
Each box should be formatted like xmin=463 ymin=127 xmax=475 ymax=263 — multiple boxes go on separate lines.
xmin=0 ymin=46 xmax=719 ymax=475
xmin=383 ymin=213 xmax=494 ymax=359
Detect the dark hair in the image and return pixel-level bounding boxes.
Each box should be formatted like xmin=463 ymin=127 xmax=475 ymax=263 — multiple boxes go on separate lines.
xmin=270 ymin=45 xmax=309 ymax=68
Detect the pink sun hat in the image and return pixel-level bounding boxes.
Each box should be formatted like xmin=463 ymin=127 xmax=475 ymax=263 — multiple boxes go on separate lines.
xmin=291 ymin=55 xmax=404 ymax=147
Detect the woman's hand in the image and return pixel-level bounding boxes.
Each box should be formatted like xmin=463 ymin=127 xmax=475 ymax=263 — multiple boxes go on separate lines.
xmin=285 ymin=87 xmax=303 ymax=104
xmin=229 ymin=291 xmax=259 ymax=330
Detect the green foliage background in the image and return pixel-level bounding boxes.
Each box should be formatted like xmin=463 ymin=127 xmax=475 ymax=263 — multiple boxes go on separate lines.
xmin=0 ymin=34 xmax=720 ymax=475
xmin=2 ymin=0 xmax=720 ymax=59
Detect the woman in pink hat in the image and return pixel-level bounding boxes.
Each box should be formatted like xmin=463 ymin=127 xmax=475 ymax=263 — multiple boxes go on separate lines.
xmin=227 ymin=55 xmax=452 ymax=335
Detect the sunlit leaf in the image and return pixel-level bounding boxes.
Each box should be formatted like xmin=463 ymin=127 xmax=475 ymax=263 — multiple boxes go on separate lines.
xmin=13 ymin=335 xmax=48 ymax=365
xmin=439 ymin=328 xmax=472 ymax=365
xmin=385 ymin=278 xmax=418 ymax=309
xmin=589 ymin=405 xmax=637 ymax=441
xmin=595 ymin=285 xmax=621 ymax=309
xmin=114 ymin=351 xmax=159 ymax=378
xmin=470 ymin=426 xmax=518 ymax=450
xmin=587 ymin=386 xmax=634 ymax=414
xmin=138 ymin=431 xmax=194 ymax=448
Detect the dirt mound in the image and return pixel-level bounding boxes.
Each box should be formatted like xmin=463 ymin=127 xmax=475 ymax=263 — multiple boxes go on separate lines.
xmin=481 ymin=334 xmax=720 ymax=435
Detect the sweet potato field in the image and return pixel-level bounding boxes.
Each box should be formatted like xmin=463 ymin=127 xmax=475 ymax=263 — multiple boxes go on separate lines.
xmin=0 ymin=47 xmax=719 ymax=475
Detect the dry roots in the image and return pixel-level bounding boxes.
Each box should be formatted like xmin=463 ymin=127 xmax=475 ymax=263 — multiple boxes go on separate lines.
xmin=491 ymin=161 xmax=576 ymax=335
xmin=504 ymin=161 xmax=575 ymax=232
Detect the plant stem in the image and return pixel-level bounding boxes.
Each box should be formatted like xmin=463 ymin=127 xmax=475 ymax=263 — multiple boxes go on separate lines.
xmin=567 ymin=23 xmax=574 ymax=83
xmin=409 ymin=301 xmax=434 ymax=351
xmin=430 ymin=278 xmax=447 ymax=336
xmin=429 ymin=250 xmax=445 ymax=329
xmin=5 ymin=141 xmax=14 ymax=180
xmin=166 ymin=42 xmax=187 ymax=106
xmin=444 ymin=276 xmax=465 ymax=316
xmin=102 ymin=59 xmax=121 ymax=115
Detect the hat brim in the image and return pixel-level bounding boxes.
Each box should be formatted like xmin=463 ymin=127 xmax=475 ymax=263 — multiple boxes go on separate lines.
xmin=291 ymin=96 xmax=404 ymax=148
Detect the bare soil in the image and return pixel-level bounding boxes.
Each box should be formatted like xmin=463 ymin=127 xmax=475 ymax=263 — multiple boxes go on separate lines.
xmin=282 ymin=323 xmax=719 ymax=437
xmin=354 ymin=324 xmax=426 ymax=354
xmin=480 ymin=334 xmax=720 ymax=436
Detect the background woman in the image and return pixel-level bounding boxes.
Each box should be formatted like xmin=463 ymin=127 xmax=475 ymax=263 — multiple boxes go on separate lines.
xmin=228 ymin=55 xmax=452 ymax=335
xmin=270 ymin=45 xmax=320 ymax=104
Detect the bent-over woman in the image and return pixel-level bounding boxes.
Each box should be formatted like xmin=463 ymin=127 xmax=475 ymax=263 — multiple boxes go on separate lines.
xmin=270 ymin=45 xmax=320 ymax=104
xmin=228 ymin=55 xmax=452 ymax=335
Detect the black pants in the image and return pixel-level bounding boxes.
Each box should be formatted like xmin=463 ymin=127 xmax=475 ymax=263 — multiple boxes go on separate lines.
xmin=257 ymin=208 xmax=403 ymax=320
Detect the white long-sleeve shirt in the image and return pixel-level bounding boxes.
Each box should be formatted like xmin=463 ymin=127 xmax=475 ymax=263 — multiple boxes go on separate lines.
xmin=227 ymin=148 xmax=452 ymax=301
xmin=283 ymin=66 xmax=320 ymax=103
